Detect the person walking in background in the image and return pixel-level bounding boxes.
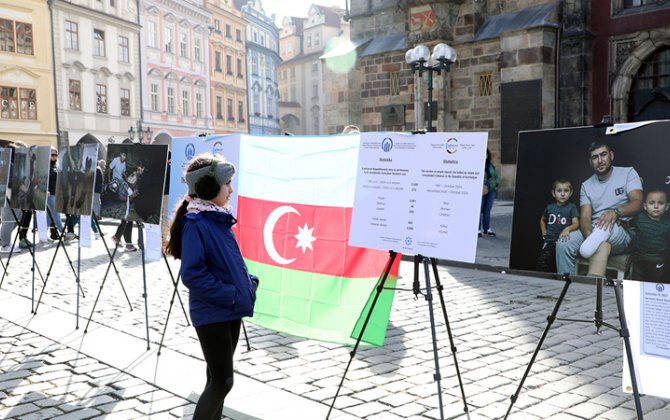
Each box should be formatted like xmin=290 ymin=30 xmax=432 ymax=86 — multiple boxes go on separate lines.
xmin=47 ymin=147 xmax=64 ymax=240
xmin=480 ymin=148 xmax=499 ymax=237
xmin=165 ymin=154 xmax=257 ymax=420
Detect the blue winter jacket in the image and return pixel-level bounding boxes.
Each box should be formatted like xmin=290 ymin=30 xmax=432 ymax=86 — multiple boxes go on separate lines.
xmin=180 ymin=210 xmax=256 ymax=327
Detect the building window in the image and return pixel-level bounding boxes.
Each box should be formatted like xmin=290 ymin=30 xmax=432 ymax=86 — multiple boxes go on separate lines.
xmin=12 ymin=22 xmax=32 ymax=55
xmin=64 ymin=20 xmax=78 ymax=50
xmin=93 ymin=29 xmax=105 ymax=57
xmin=624 ymin=0 xmax=658 ymax=7
xmin=0 ymin=86 xmax=18 ymax=119
xmin=0 ymin=19 xmax=14 ymax=53
xmin=110 ymin=0 xmax=115 ymax=7
xmin=180 ymin=32 xmax=188 ymax=58
xmin=19 ymin=88 xmax=36 ymax=120
xmin=181 ymin=90 xmax=190 ymax=116
xmin=477 ymin=73 xmax=493 ymax=96
xmin=312 ymin=83 xmax=318 ymax=99
xmin=260 ymin=34 xmax=265 ymax=46
xmin=226 ymin=55 xmax=232 ymax=75
xmin=315 ymin=33 xmax=320 ymax=46
xmin=253 ymin=92 xmax=259 ymax=115
xmin=252 ymin=54 xmax=258 ymax=75
xmin=148 ymin=21 xmax=157 ymax=48
xmin=196 ymin=92 xmax=203 ymax=118
xmin=266 ymin=96 xmax=272 ymax=117
xmin=69 ymin=79 xmax=81 ymax=110
xmin=95 ymin=84 xmax=107 ymax=113
xmin=164 ymin=27 xmax=173 ymax=53
xmin=215 ymin=51 xmax=222 ymax=71
xmin=120 ymin=88 xmax=130 ymax=116
xmin=225 ymin=24 xmax=231 ymax=39
xmin=237 ymin=58 xmax=243 ymax=77
xmin=194 ymin=38 xmax=201 ymax=62
xmin=236 ymin=29 xmax=241 ymax=42
xmin=167 ymin=87 xmax=175 ymax=113
xmin=216 ymin=96 xmax=223 ymax=119
xmin=311 ymin=62 xmax=318 ymax=74
xmin=227 ymin=98 xmax=234 ymax=121
xmin=307 ymin=35 xmax=311 ymax=48
xmin=150 ymin=83 xmax=159 ymax=112
xmin=214 ymin=19 xmax=220 ymax=32
xmin=238 ymin=100 xmax=244 ymax=121
xmin=118 ymin=36 xmax=129 ymax=62
xmin=390 ymin=71 xmax=401 ymax=96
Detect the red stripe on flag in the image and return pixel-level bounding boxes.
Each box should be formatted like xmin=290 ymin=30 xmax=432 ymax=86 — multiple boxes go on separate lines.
xmin=236 ymin=196 xmax=393 ymax=278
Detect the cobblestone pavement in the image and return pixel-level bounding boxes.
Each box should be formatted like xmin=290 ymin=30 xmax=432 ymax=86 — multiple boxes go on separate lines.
xmin=0 ymin=211 xmax=669 ymax=419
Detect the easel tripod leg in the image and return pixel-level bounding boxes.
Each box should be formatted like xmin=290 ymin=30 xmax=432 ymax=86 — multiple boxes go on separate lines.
xmin=422 ymin=257 xmax=445 ymax=420
xmin=430 ymin=258 xmax=470 ymax=417
xmin=326 ymin=251 xmax=398 ymax=419
xmin=612 ymin=280 xmax=644 ymax=420
xmin=504 ymin=274 xmax=572 ymax=420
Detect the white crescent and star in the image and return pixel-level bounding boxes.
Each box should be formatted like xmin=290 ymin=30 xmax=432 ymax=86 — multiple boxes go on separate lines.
xmin=263 ymin=205 xmax=316 ymax=265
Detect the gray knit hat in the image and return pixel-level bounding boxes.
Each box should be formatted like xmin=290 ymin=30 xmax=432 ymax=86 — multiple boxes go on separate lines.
xmin=184 ymin=159 xmax=235 ymax=195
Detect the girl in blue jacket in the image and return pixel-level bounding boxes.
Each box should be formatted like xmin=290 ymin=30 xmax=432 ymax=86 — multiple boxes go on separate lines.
xmin=165 ymin=154 xmax=256 ymax=420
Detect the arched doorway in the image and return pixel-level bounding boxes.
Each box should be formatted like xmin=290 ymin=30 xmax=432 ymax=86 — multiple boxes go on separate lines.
xmin=152 ymin=132 xmax=172 ymax=147
xmin=611 ymin=37 xmax=670 ymax=122
xmin=76 ymin=133 xmax=107 ymax=160
xmin=628 ymin=46 xmax=670 ymax=121
xmin=281 ymin=114 xmax=300 ymax=134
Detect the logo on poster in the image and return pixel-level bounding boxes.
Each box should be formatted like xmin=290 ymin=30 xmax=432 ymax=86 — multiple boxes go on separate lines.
xmin=185 ymin=143 xmax=196 ymax=161
xmin=404 ymin=236 xmax=412 ymax=246
xmin=212 ymin=141 xmax=224 ymax=156
xmin=381 ymin=137 xmax=394 ymax=152
xmin=446 ymin=138 xmax=458 ymax=154
xmin=656 ymin=283 xmax=665 ymax=292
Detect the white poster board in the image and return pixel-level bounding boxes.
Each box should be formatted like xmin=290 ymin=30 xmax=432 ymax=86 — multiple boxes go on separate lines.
xmin=349 ymin=132 xmax=488 ymax=262
xmin=622 ymin=280 xmax=670 ymax=398
xmin=169 ymin=134 xmax=241 ymax=220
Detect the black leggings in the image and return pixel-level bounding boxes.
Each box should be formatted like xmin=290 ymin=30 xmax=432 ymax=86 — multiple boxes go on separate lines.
xmin=193 ymin=319 xmax=242 ymax=420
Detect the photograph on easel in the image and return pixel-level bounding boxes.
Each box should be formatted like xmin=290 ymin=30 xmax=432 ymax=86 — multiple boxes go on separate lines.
xmin=510 ymin=121 xmax=670 ymax=283
xmin=0 ymin=147 xmax=11 ymax=206
xmin=9 ymin=146 xmax=50 ymax=211
xmin=100 ymin=144 xmax=168 ymax=224
xmin=54 ymin=143 xmax=99 ymax=216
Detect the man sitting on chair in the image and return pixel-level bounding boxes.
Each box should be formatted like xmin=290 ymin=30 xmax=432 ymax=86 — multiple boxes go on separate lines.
xmin=555 ymin=140 xmax=643 ymax=276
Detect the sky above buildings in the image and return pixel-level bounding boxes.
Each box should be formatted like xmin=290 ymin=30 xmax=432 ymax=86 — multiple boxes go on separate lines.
xmin=263 ymin=0 xmax=346 ymax=27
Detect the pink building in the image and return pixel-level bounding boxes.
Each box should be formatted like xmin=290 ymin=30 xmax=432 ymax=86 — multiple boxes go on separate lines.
xmin=140 ymin=0 xmax=212 ymax=143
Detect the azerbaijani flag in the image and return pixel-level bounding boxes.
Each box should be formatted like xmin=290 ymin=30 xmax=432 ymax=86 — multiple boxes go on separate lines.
xmin=236 ymin=135 xmax=399 ymax=346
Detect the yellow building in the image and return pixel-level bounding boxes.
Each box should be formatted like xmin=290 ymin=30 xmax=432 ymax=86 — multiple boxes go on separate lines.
xmin=206 ymin=0 xmax=248 ymax=134
xmin=0 ymin=0 xmax=57 ymax=146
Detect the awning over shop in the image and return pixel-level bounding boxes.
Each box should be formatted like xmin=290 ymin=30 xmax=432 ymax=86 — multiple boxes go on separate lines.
xmin=360 ymin=33 xmax=406 ymax=57
xmin=319 ymin=37 xmax=371 ymax=60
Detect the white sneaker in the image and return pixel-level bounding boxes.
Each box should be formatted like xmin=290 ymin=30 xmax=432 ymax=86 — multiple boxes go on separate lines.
xmin=0 ymin=245 xmax=19 ymax=254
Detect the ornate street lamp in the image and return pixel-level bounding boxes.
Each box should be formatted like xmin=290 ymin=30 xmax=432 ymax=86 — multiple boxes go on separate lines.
xmin=405 ymin=43 xmax=457 ymax=132
xmin=127 ymin=120 xmax=153 ymax=143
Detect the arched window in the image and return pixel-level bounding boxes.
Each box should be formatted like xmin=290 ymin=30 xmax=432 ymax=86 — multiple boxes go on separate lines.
xmin=628 ymin=46 xmax=670 ymax=121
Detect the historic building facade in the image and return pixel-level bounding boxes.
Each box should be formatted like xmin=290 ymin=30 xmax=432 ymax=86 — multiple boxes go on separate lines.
xmin=278 ymin=5 xmax=346 ymax=135
xmin=236 ymin=0 xmax=280 ymax=135
xmin=0 ymin=0 xmax=57 ymax=146
xmin=140 ymin=0 xmax=212 ymax=143
xmin=51 ymin=0 xmax=141 ymax=146
xmin=206 ymin=0 xmax=248 ymax=134
xmin=326 ymin=0 xmax=670 ymax=195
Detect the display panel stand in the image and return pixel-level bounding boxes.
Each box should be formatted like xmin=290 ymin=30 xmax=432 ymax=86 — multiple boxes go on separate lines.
xmin=0 ymin=206 xmax=47 ymax=304
xmin=34 ymin=212 xmax=95 ymax=316
xmin=504 ymin=275 xmax=643 ymax=419
xmin=84 ymin=220 xmax=150 ymax=349
xmin=327 ymin=251 xmax=470 ymax=420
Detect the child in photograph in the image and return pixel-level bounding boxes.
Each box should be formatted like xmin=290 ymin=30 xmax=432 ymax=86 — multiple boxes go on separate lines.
xmin=536 ymin=179 xmax=580 ymax=273
xmin=629 ymin=189 xmax=670 ymax=281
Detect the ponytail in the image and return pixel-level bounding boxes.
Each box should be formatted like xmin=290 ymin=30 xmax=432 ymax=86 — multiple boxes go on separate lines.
xmin=164 ymin=198 xmax=190 ymax=259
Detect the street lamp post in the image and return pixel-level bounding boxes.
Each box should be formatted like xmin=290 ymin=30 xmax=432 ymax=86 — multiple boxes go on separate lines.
xmin=405 ymin=43 xmax=457 ymax=132
xmin=127 ymin=120 xmax=153 ymax=143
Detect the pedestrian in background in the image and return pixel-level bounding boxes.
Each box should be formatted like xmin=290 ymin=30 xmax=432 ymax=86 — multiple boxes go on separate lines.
xmin=165 ymin=154 xmax=257 ymax=420
xmin=480 ymin=148 xmax=499 ymax=237
xmin=47 ymin=146 xmax=64 ymax=240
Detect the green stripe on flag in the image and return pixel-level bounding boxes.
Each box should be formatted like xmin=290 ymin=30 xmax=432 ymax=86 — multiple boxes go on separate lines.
xmin=245 ymin=259 xmax=397 ymax=346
